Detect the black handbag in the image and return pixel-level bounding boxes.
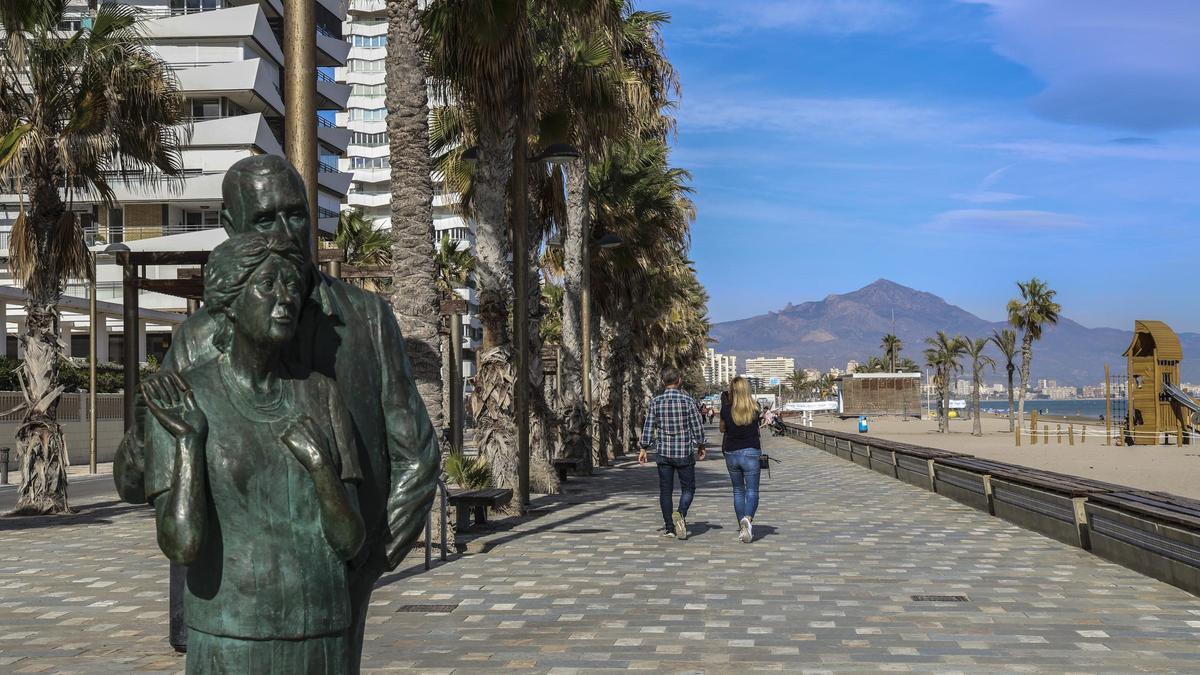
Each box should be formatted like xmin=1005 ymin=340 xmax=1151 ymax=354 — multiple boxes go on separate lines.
xmin=759 ymin=453 xmax=777 ymax=478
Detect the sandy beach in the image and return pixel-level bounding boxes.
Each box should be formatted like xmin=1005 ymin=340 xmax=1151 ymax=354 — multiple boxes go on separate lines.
xmin=802 ymin=414 xmax=1200 ymax=499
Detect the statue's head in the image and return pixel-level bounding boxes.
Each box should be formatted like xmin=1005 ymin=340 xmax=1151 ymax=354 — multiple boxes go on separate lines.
xmin=204 ymin=231 xmax=309 ymax=353
xmin=220 ymin=155 xmax=312 ymax=258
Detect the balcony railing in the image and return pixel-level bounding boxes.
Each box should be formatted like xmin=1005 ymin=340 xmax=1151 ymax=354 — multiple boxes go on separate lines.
xmin=317 ymin=115 xmax=335 ymax=129
xmin=0 ymin=223 xmax=219 ymax=251
xmin=318 ymin=160 xmax=339 ymax=174
xmin=318 ymin=206 xmax=340 ymax=220
xmin=316 ymin=69 xmax=335 ymax=84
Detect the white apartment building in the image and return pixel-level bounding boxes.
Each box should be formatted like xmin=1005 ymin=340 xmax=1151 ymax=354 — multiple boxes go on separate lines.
xmin=336 ymin=0 xmax=481 ymax=381
xmin=703 ymin=348 xmax=736 ymax=387
xmin=744 ymin=356 xmax=795 ymax=382
xmin=0 ymin=0 xmax=353 ymax=363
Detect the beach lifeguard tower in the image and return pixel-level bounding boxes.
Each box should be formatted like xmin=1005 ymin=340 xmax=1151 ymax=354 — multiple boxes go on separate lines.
xmin=1123 ymin=320 xmax=1198 ymax=445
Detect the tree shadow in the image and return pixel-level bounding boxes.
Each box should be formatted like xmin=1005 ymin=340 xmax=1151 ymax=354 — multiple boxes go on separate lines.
xmin=0 ymin=499 xmax=146 ymax=531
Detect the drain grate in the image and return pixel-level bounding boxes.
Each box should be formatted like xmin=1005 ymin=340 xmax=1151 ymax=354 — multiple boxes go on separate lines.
xmin=396 ymin=603 xmax=459 ymax=613
xmin=911 ymin=595 xmax=969 ymax=602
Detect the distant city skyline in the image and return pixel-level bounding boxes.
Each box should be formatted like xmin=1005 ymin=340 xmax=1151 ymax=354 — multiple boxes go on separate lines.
xmin=659 ymin=1 xmax=1200 ymax=333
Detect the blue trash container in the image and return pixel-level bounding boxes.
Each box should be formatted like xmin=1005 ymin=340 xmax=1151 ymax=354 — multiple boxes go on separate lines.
xmin=858 ymin=416 xmax=869 ymax=433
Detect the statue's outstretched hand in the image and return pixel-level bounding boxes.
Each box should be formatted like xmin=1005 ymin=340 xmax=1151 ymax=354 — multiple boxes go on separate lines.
xmin=281 ymin=416 xmax=332 ymax=473
xmin=141 ymin=372 xmax=207 ymax=439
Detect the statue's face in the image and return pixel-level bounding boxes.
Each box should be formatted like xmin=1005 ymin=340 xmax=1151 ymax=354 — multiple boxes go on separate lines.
xmin=222 ymin=170 xmax=311 ymax=255
xmin=232 ymin=256 xmax=304 ymax=348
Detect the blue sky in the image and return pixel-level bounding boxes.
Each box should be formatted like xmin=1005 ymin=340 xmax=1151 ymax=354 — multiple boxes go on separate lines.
xmin=659 ymin=0 xmax=1200 ymax=332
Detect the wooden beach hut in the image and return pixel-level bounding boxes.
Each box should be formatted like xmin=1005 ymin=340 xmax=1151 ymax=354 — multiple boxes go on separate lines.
xmin=1123 ymin=320 xmax=1185 ymax=445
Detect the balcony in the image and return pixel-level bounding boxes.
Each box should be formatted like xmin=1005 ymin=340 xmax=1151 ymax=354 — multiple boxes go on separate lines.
xmin=316 ymin=69 xmax=351 ymax=110
xmin=316 ymin=115 xmax=351 ymax=153
xmin=188 ymin=113 xmax=284 ymax=156
xmin=143 ymin=4 xmax=285 ymax=68
xmin=0 ymin=223 xmax=220 ymax=256
xmin=174 ymin=58 xmax=285 ymax=117
xmin=316 ymin=27 xmax=350 ymax=67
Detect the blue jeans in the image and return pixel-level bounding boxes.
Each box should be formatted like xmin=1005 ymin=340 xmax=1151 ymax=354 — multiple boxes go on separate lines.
xmin=657 ymin=456 xmax=696 ymax=532
xmin=725 ymin=447 xmax=761 ymax=522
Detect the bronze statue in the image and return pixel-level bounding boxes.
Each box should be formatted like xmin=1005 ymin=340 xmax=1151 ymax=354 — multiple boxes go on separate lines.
xmin=114 ymin=155 xmax=440 ymax=672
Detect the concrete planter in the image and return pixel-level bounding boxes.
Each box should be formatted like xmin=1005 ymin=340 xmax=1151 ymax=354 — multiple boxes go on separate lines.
xmin=991 ymin=479 xmax=1088 ymax=548
xmin=850 ymin=441 xmax=872 ymax=468
xmin=1086 ymin=501 xmax=1200 ymax=597
xmin=932 ymin=464 xmax=992 ymax=513
xmin=835 ymin=439 xmax=853 ymax=461
xmin=868 ymin=448 xmax=898 ymax=479
xmin=895 ymin=453 xmax=933 ymax=491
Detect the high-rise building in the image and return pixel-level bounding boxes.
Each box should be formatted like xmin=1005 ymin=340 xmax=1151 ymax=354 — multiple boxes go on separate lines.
xmin=703 ymin=348 xmax=736 ymax=387
xmin=337 ymin=0 xmax=482 ymax=382
xmin=0 ymin=0 xmax=353 ymax=363
xmin=743 ymin=356 xmax=794 ymax=383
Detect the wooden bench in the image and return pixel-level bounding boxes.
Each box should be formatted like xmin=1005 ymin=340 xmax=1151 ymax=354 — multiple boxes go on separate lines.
xmin=447 ymin=488 xmax=513 ymax=530
xmin=553 ymin=457 xmax=584 ymax=482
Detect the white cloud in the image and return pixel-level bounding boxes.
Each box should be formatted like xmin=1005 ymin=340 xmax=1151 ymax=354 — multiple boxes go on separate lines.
xmin=952 ymin=191 xmax=1026 ymax=204
xmin=964 ymin=0 xmax=1200 ymax=130
xmin=927 ymin=209 xmax=1088 ymax=231
xmin=980 ymin=139 xmax=1200 ymax=162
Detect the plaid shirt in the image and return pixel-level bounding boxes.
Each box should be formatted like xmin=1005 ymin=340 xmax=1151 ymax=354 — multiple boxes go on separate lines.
xmin=639 ymin=388 xmax=707 ymax=459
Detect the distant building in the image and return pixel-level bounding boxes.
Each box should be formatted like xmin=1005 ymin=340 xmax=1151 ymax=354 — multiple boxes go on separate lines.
xmin=1038 ymin=379 xmax=1058 ymax=390
xmin=802 ymin=368 xmax=822 ymax=380
xmin=745 ymin=356 xmax=795 ymax=382
xmin=846 ymin=360 xmax=859 ymax=374
xmin=703 ymin=348 xmax=737 ymax=387
xmin=837 ymin=372 xmax=922 ymax=417
xmin=1043 ymin=386 xmax=1078 ymax=400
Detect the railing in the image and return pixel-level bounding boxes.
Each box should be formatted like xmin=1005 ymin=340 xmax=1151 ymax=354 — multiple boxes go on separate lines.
xmin=138 ymin=3 xmax=225 ymax=18
xmin=317 ymin=206 xmax=340 ymax=220
xmin=316 ymin=115 xmax=335 ymax=129
xmin=0 ymin=223 xmax=218 ymax=251
xmin=316 ymin=69 xmax=335 ymax=84
xmin=318 ymin=160 xmax=339 ymax=174
xmin=0 ymin=392 xmax=126 ymax=422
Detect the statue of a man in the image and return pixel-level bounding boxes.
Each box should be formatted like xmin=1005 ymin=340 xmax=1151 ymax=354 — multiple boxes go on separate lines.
xmin=143 ymin=230 xmax=365 ymax=671
xmin=114 ymin=155 xmax=440 ymax=670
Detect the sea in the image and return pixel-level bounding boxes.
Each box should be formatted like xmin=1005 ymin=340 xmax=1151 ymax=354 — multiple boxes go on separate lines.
xmin=976 ymin=399 xmax=1111 ymax=420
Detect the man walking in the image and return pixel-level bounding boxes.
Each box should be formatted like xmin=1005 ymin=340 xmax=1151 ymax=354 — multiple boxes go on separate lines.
xmin=638 ymin=367 xmax=707 ymax=539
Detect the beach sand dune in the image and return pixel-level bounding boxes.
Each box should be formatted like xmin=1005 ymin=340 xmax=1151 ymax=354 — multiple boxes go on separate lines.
xmin=805 ymin=414 xmax=1200 ymax=499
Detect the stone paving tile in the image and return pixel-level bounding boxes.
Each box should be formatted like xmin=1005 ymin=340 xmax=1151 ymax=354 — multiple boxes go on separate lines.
xmin=3 ymin=432 xmax=1200 ymax=672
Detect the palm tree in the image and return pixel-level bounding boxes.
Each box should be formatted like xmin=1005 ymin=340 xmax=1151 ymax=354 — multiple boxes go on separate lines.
xmin=787 ymin=370 xmax=810 ymax=400
xmin=335 ymin=209 xmax=394 ymax=292
xmin=0 ymin=2 xmax=186 ymax=514
xmin=896 ymin=357 xmax=919 ymax=372
xmin=1006 ymin=278 xmax=1061 ymax=441
xmin=387 ymin=0 xmax=443 ymax=429
xmin=434 ymin=233 xmax=474 ymax=294
xmin=881 ymin=334 xmax=902 ymax=372
xmin=924 ymin=331 xmax=967 ymax=433
xmin=963 ymin=337 xmax=996 ymax=436
xmin=990 ymin=328 xmax=1018 ymax=433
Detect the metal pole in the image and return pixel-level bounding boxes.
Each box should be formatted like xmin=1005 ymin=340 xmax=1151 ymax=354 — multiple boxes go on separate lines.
xmin=283 ymin=0 xmax=318 ymax=259
xmin=582 ymin=207 xmax=599 ymax=466
xmin=120 ymin=255 xmax=138 ymax=431
xmin=514 ymin=134 xmax=530 ymax=508
xmin=449 ymin=311 xmax=463 ymax=452
xmin=88 ymin=262 xmax=97 ymax=474
xmin=1105 ymin=363 xmax=1112 ymax=446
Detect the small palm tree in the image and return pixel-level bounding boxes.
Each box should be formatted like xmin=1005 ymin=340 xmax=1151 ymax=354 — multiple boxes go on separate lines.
xmin=895 ymin=357 xmax=919 ymax=372
xmin=1006 ymin=278 xmax=1061 ymax=440
xmin=787 ymin=369 xmax=810 ymax=399
xmin=963 ymin=337 xmax=996 ymax=436
xmin=336 ymin=208 xmax=394 ymax=269
xmin=881 ymin=334 xmax=903 ymax=372
xmin=0 ymin=2 xmax=187 ymax=514
xmin=924 ymin=331 xmax=967 ymax=433
xmin=433 ymin=233 xmax=474 ymax=295
xmin=990 ymin=328 xmax=1018 ymax=433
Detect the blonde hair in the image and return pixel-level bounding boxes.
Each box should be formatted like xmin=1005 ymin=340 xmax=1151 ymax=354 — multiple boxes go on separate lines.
xmin=729 ymin=377 xmax=757 ymax=426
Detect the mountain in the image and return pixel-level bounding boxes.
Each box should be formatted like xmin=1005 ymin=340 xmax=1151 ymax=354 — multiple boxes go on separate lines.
xmin=709 ymin=279 xmax=1200 ymax=385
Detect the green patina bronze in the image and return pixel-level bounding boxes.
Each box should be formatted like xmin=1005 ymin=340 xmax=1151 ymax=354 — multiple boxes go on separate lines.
xmin=114 ymin=155 xmax=440 ymax=673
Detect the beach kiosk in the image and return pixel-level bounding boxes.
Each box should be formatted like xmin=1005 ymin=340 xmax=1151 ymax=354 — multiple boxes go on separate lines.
xmin=1123 ymin=320 xmax=1198 ymax=445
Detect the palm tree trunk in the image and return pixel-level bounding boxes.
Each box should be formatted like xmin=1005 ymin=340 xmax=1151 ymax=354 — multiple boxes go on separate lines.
xmin=468 ymin=123 xmax=518 ymax=490
xmin=1006 ymin=364 xmax=1015 ymax=433
xmin=940 ymin=368 xmax=950 ymax=433
xmin=523 ymin=197 xmax=562 ymax=493
xmin=558 ymin=157 xmax=588 ymax=464
xmin=972 ymin=370 xmax=982 ymax=436
xmin=387 ymin=0 xmax=443 ymax=428
xmin=1017 ymin=336 xmax=1032 ymax=441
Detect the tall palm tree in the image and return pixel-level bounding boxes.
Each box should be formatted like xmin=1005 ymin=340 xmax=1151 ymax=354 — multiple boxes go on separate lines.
xmin=0 ymin=1 xmax=186 ymax=514
xmin=1006 ymin=278 xmax=1061 ymax=441
xmin=387 ymin=0 xmax=443 ymax=429
xmin=990 ymin=328 xmax=1018 ymax=433
xmin=963 ymin=337 xmax=996 ymax=437
xmin=924 ymin=331 xmax=967 ymax=433
xmin=787 ymin=369 xmax=810 ymax=399
xmin=881 ymin=334 xmax=902 ymax=372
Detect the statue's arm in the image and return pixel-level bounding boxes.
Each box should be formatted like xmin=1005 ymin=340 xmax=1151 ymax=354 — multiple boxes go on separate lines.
xmin=281 ymin=412 xmax=364 ymax=561
xmin=375 ymin=296 xmax=440 ymax=568
xmin=153 ymin=430 xmax=207 ymax=564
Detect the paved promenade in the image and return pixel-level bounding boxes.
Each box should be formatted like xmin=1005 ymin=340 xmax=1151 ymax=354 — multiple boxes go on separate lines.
xmin=3 ymin=433 xmax=1200 ymax=673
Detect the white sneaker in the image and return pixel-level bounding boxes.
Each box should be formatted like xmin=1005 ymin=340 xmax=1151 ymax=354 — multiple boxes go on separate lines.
xmin=739 ymin=517 xmax=753 ymax=543
xmin=672 ymin=511 xmax=688 ymax=541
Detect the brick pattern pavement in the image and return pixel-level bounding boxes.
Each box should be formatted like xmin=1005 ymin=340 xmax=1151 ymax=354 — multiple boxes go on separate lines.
xmin=2 ymin=432 xmax=1200 ymax=673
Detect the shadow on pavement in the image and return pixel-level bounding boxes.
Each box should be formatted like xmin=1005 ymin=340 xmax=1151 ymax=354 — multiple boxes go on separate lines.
xmin=0 ymin=499 xmax=145 ymax=531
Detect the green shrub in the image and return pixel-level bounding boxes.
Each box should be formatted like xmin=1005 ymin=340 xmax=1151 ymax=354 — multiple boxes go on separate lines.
xmin=443 ymin=449 xmax=492 ymax=490
xmin=0 ymin=356 xmax=158 ymax=393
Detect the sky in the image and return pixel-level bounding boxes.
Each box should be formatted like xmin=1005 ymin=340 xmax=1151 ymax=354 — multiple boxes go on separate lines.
xmin=658 ymin=0 xmax=1200 ymax=332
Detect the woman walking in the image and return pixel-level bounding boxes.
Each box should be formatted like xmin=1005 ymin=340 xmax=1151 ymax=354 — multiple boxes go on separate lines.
xmin=720 ymin=377 xmax=762 ymax=543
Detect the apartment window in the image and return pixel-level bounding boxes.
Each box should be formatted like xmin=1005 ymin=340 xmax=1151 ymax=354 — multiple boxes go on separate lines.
xmin=351 ymin=131 xmax=388 ymax=146
xmin=351 ymin=156 xmax=389 ymax=169
xmin=190 ymin=98 xmax=222 ymax=120
xmin=440 ymin=227 xmax=470 ymax=242
xmin=351 ymin=83 xmax=386 ymax=97
xmin=170 ymin=0 xmax=221 ymax=15
xmin=58 ymin=17 xmax=83 ymax=31
xmin=352 ymin=35 xmax=386 ymax=48
xmin=348 ymin=59 xmax=385 ymax=73
xmin=349 ymin=108 xmax=387 ymax=122
xmin=183 ymin=210 xmax=220 ymax=229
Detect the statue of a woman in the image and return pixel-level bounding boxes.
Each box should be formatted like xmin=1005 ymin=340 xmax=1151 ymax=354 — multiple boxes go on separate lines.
xmin=142 ymin=230 xmax=365 ymax=673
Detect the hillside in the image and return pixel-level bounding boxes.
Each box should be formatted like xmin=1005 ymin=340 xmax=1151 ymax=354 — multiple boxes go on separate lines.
xmin=708 ymin=279 xmax=1200 ymax=385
